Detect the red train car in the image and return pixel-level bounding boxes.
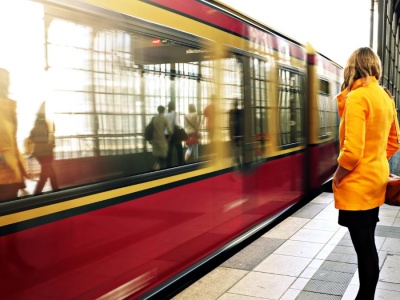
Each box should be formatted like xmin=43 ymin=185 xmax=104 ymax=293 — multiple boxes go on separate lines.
xmin=0 ymin=0 xmax=342 ymax=299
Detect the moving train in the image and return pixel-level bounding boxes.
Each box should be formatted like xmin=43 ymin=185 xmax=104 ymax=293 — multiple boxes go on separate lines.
xmin=0 ymin=0 xmax=342 ymax=298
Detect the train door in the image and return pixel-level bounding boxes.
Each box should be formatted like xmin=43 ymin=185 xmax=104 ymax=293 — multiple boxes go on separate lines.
xmin=214 ymin=53 xmax=270 ymax=170
xmin=240 ymin=55 xmax=272 ymax=169
xmin=231 ymin=54 xmax=273 ymax=222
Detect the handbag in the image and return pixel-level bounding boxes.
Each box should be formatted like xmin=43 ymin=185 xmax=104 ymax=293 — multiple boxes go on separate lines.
xmin=144 ymin=117 xmax=154 ymax=141
xmin=385 ymin=106 xmax=400 ymax=205
xmin=170 ymin=112 xmax=188 ymax=143
xmin=385 ymin=174 xmax=400 ymax=206
xmin=171 ymin=126 xmax=188 ymax=143
xmin=186 ymin=132 xmax=199 ymax=146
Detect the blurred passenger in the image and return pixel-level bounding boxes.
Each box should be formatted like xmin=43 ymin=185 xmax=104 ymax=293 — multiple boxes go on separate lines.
xmin=0 ymin=68 xmax=27 ymax=202
xmin=151 ymin=105 xmax=172 ymax=170
xmin=202 ymin=95 xmax=216 ymax=143
xmin=166 ymin=101 xmax=184 ymax=167
xmin=184 ymin=103 xmax=200 ymax=162
xmin=29 ymin=102 xmax=58 ymax=194
xmin=333 ymin=47 xmax=400 ymax=300
xmin=229 ymin=99 xmax=244 ymax=166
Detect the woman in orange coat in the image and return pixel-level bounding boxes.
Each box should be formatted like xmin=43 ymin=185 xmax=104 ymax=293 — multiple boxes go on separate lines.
xmin=333 ymin=47 xmax=399 ymax=299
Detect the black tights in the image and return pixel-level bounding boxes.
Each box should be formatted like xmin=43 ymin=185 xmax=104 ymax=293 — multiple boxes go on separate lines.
xmin=348 ymin=224 xmax=379 ymax=300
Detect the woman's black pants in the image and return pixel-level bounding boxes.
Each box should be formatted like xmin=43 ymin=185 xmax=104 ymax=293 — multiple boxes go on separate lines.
xmin=348 ymin=224 xmax=379 ymax=300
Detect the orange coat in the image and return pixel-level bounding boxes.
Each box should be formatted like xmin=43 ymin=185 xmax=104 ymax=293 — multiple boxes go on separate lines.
xmin=0 ymin=97 xmax=26 ymax=185
xmin=333 ymin=77 xmax=399 ymax=210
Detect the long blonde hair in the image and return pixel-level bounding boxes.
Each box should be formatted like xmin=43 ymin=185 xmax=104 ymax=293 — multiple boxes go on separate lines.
xmin=341 ymin=47 xmax=382 ymax=91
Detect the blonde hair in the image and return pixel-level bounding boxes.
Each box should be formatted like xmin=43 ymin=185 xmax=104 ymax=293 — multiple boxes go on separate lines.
xmin=188 ymin=103 xmax=196 ymax=113
xmin=341 ymin=47 xmax=382 ymax=91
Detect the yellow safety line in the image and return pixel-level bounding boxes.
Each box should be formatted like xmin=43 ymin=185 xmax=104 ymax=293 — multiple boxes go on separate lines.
xmin=0 ymin=165 xmax=218 ymax=226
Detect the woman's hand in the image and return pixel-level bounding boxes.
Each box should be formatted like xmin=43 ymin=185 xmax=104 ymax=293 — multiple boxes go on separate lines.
xmin=333 ymin=165 xmax=351 ymax=186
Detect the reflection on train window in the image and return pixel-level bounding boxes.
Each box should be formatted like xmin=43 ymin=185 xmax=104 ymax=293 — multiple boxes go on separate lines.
xmin=0 ymin=0 xmax=248 ymax=200
xmin=0 ymin=1 xmax=250 ymax=197
xmin=250 ymin=58 xmax=269 ymax=157
xmin=220 ymin=56 xmax=244 ymax=142
xmin=318 ymin=79 xmax=331 ymax=139
xmin=278 ymin=68 xmax=305 ymax=148
xmin=45 ymin=17 xmax=216 ymax=160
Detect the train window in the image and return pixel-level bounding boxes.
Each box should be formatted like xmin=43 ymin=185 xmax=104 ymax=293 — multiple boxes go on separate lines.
xmin=250 ymin=58 xmax=269 ymax=156
xmin=278 ymin=68 xmax=306 ymax=148
xmin=0 ymin=0 xmax=248 ymax=202
xmin=220 ymin=57 xmax=244 ymax=142
xmin=45 ymin=17 xmax=218 ymax=176
xmin=318 ymin=79 xmax=331 ymax=139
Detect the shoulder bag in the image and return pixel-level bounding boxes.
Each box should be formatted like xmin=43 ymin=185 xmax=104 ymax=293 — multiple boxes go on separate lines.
xmin=144 ymin=117 xmax=154 ymax=142
xmin=171 ymin=112 xmax=188 ymax=143
xmin=385 ymin=107 xmax=400 ymax=206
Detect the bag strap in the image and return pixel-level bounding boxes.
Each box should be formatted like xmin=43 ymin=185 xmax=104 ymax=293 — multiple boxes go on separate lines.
xmin=184 ymin=115 xmax=198 ymax=132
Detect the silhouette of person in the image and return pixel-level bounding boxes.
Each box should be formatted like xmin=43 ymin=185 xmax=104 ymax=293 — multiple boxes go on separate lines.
xmin=184 ymin=103 xmax=200 ymax=161
xmin=0 ymin=68 xmax=27 ymax=202
xmin=229 ymin=99 xmax=244 ymax=166
xmin=166 ymin=101 xmax=184 ymax=167
xmin=29 ymin=102 xmax=58 ymax=194
xmin=202 ymin=95 xmax=216 ymax=143
xmin=151 ymin=105 xmax=172 ymax=170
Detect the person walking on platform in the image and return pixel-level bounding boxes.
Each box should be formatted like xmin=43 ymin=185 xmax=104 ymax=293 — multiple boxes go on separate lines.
xmin=184 ymin=103 xmax=200 ymax=162
xmin=202 ymin=95 xmax=216 ymax=144
xmin=333 ymin=47 xmax=400 ymax=300
xmin=29 ymin=101 xmax=59 ymax=194
xmin=0 ymin=68 xmax=27 ymax=202
xmin=166 ymin=101 xmax=184 ymax=167
xmin=151 ymin=105 xmax=172 ymax=170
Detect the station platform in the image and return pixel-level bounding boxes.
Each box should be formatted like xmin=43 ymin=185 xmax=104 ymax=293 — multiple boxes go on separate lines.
xmin=172 ymin=192 xmax=400 ymax=300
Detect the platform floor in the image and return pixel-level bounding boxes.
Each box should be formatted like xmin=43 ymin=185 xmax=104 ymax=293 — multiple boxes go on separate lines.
xmin=172 ymin=192 xmax=400 ymax=299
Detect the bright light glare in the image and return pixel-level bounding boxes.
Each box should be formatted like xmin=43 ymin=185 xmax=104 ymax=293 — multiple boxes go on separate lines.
xmin=0 ymin=0 xmax=46 ymax=140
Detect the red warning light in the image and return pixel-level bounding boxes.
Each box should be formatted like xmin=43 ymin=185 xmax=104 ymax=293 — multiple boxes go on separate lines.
xmin=152 ymin=38 xmax=161 ymax=46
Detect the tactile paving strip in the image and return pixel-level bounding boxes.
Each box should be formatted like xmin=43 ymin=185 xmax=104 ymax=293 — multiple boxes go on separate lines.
xmin=295 ymin=291 xmax=342 ymax=300
xmin=318 ymin=260 xmax=358 ymax=273
xmin=303 ymin=279 xmax=348 ymax=295
xmin=311 ymin=269 xmax=353 ymax=284
xmin=326 ymin=252 xmax=357 ymax=264
xmin=295 ymin=224 xmax=397 ymax=299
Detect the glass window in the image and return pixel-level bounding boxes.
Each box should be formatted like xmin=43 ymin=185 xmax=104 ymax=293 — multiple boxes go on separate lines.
xmin=250 ymin=58 xmax=269 ymax=157
xmin=278 ymin=68 xmax=305 ymax=148
xmin=317 ymin=79 xmax=330 ymax=138
xmin=0 ymin=0 xmax=246 ymax=200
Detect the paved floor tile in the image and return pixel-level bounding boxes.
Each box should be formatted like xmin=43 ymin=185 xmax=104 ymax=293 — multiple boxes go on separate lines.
xmin=380 ymin=254 xmax=400 ymax=284
xmin=290 ymin=228 xmax=335 ymax=244
xmin=171 ymin=267 xmax=248 ymax=300
xmin=273 ymin=240 xmax=324 ymax=258
xmin=253 ymin=254 xmax=311 ymax=277
xmin=299 ymin=267 xmax=319 ymax=279
xmin=280 ymin=288 xmax=301 ymax=300
xmin=218 ymin=293 xmax=267 ymax=299
xmin=221 ymin=237 xmax=285 ymax=270
xmin=262 ymin=217 xmax=309 ymax=240
xmin=227 ymin=271 xmax=296 ymax=299
xmin=302 ymin=219 xmax=340 ymax=232
xmin=291 ymin=203 xmax=328 ymax=219
xmin=381 ymin=237 xmax=400 ymax=253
